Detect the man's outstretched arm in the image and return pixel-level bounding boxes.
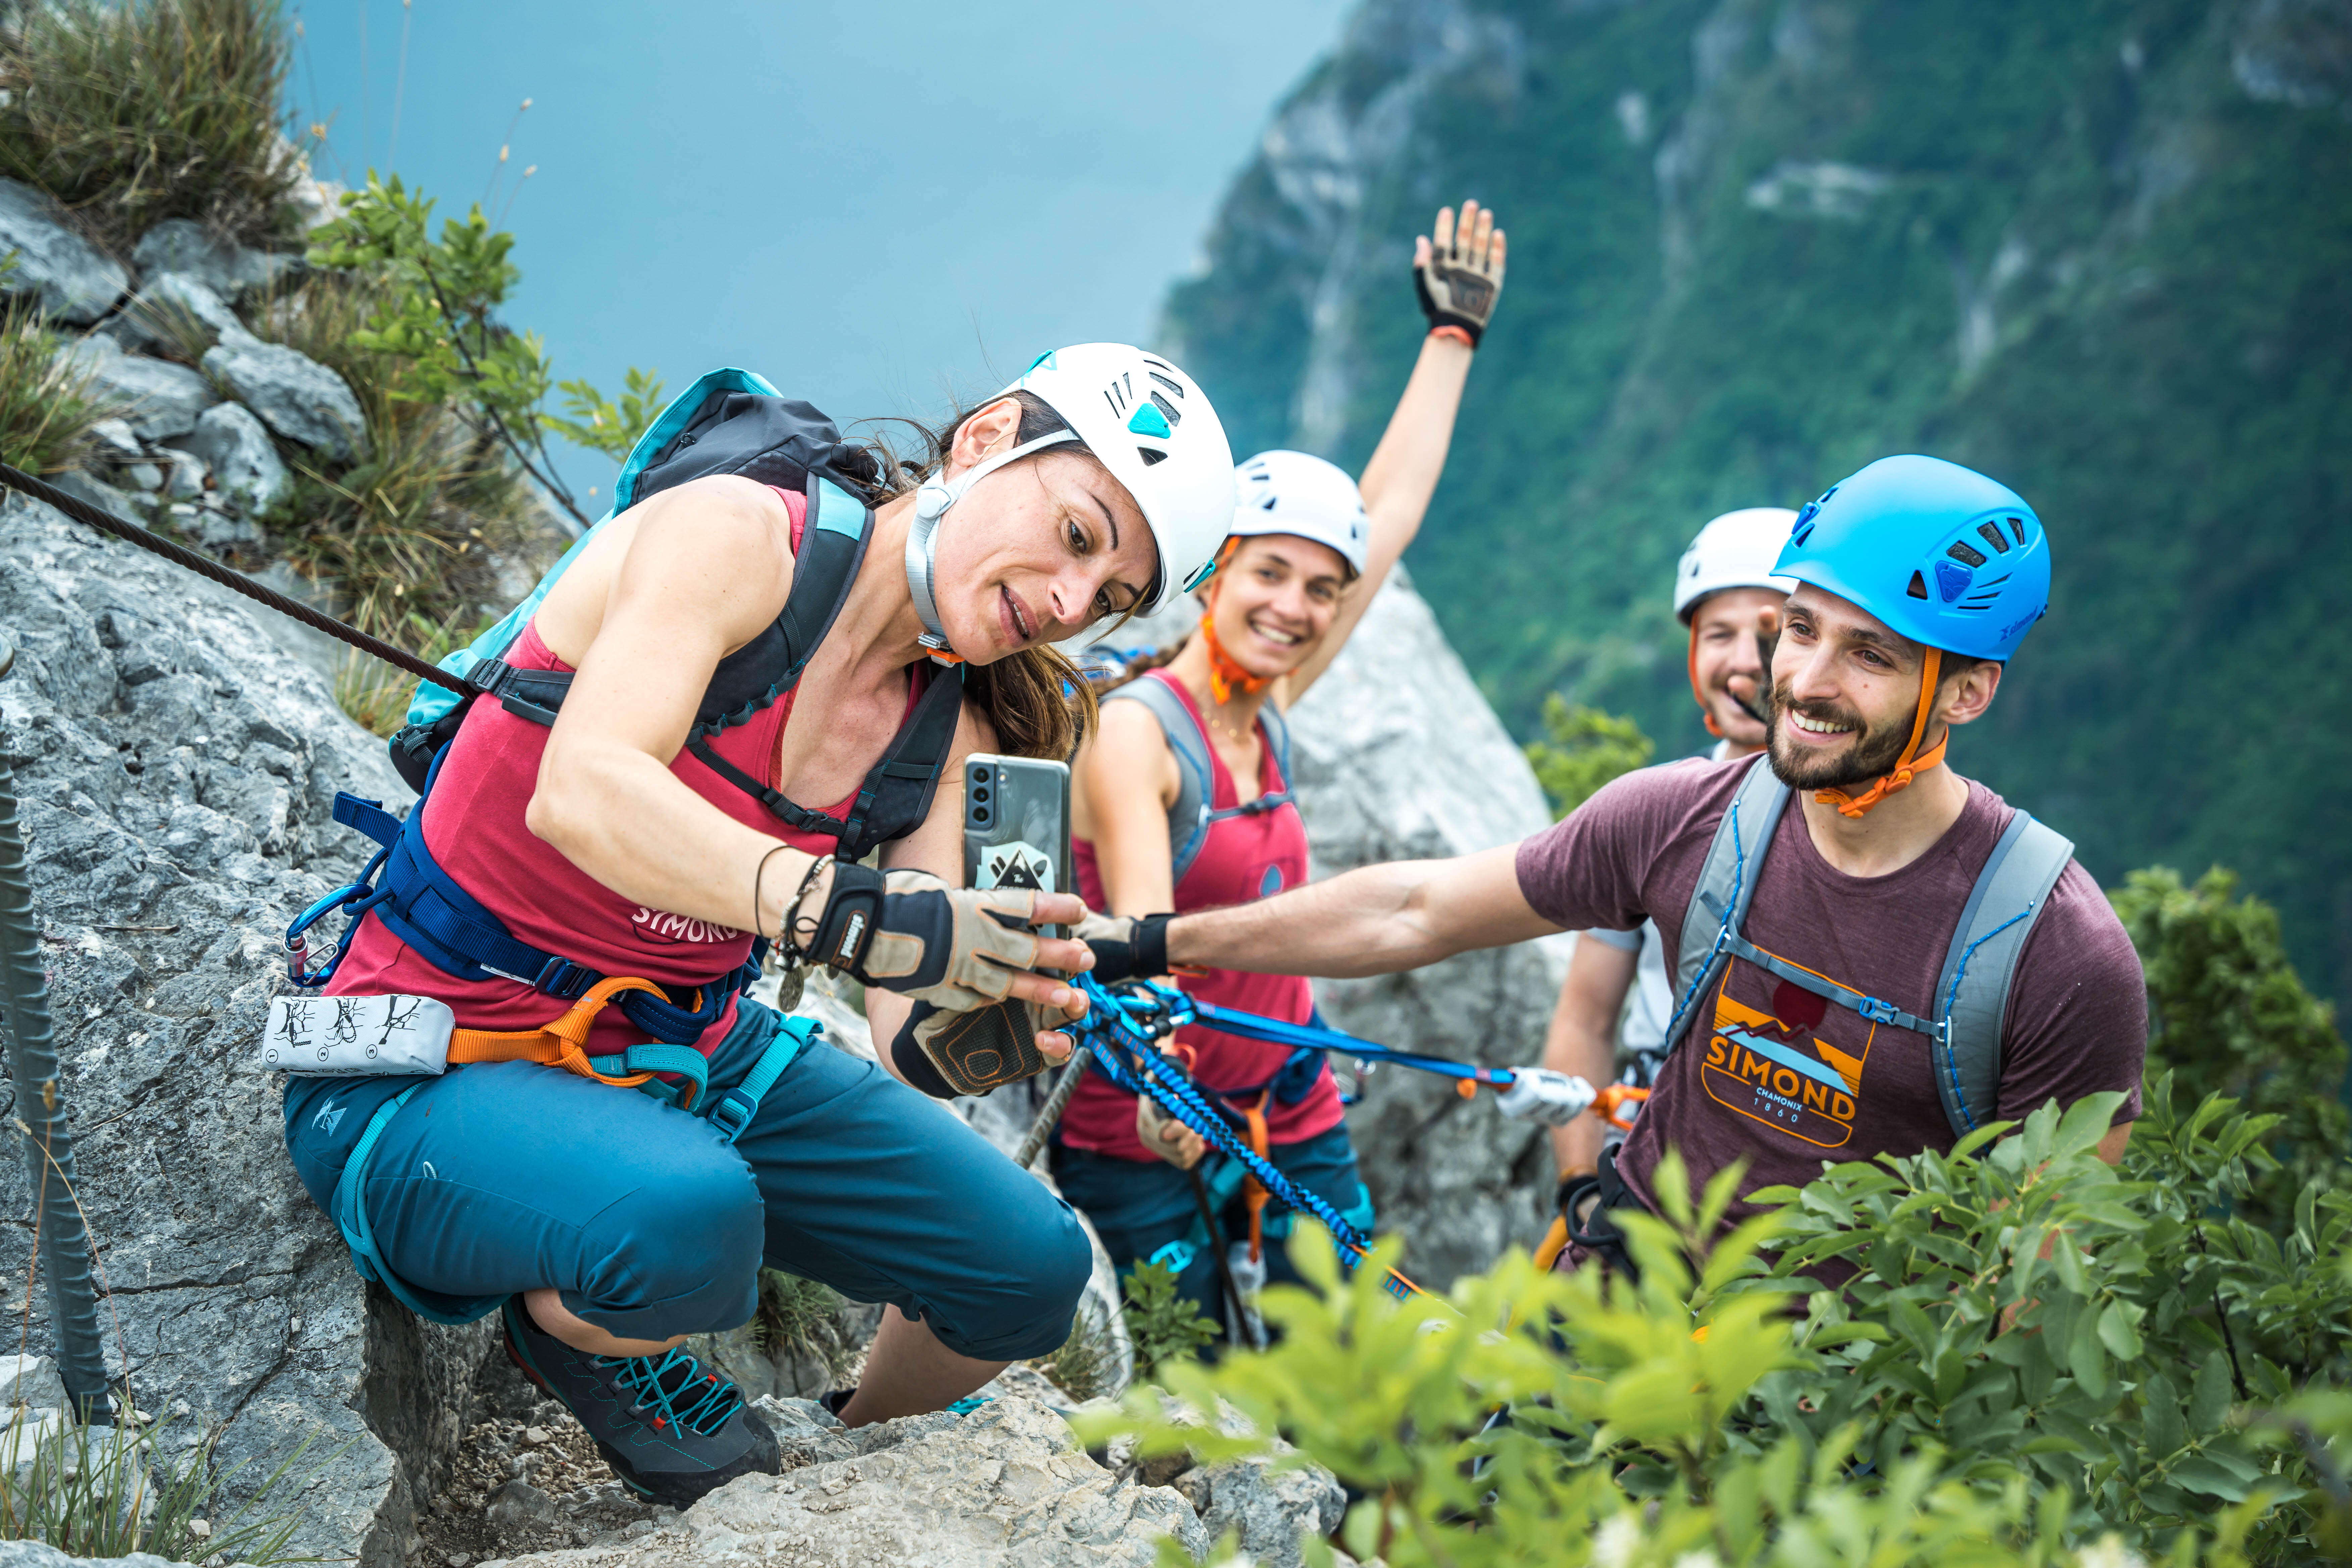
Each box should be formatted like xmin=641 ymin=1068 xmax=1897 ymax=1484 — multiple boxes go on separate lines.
xmin=1165 ymin=844 xmax=1562 ymax=978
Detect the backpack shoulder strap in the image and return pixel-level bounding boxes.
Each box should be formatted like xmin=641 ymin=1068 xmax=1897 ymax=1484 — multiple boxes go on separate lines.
xmin=1660 ymin=759 xmax=1792 ymax=1060
xmin=1254 ymin=698 xmax=1296 ymax=808
xmin=692 ymin=473 xmax=873 ymax=732
xmin=1928 ymin=811 xmax=2076 ymax=1136
xmin=1103 ymin=675 xmax=1215 ymax=884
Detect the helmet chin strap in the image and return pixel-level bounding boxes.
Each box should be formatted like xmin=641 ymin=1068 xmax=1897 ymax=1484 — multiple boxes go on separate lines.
xmin=1689 ymin=625 xmax=1724 ymax=738
xmin=1813 ymin=647 xmax=1947 ymax=819
xmin=903 ymin=432 xmax=1079 ymax=659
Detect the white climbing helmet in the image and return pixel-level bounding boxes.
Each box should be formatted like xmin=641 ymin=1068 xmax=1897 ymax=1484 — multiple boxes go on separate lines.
xmin=1228 ymin=450 xmax=1369 ymax=580
xmin=1672 ymin=506 xmax=1801 ymax=624
xmin=904 ymin=343 xmax=1236 ymax=653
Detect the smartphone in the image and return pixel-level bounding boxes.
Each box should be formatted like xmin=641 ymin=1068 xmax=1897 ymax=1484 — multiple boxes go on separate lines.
xmin=961 ymin=754 xmax=1073 ymax=938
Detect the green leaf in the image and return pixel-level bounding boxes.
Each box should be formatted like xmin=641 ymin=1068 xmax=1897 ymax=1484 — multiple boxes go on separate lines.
xmin=2067 ymin=1301 xmax=2111 ymax=1399
xmin=2141 ymin=1372 xmax=2186 ymax=1458
xmin=2168 ymin=1455 xmax=2252 ymax=1501
xmin=2097 ymin=1300 xmax=2145 ymax=1361
xmin=2190 ymin=1349 xmax=2234 ymax=1435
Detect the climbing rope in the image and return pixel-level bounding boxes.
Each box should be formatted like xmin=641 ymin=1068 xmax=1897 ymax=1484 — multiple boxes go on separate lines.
xmin=0 ymin=462 xmax=483 ymax=698
xmin=1068 ymin=972 xmax=1442 ymax=1305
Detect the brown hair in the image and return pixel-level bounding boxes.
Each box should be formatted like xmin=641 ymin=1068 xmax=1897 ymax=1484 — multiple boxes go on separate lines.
xmin=861 ymin=391 xmax=1102 ymax=761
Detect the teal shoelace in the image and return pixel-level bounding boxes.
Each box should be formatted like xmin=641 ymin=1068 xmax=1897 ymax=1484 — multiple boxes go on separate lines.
xmin=598 ymin=1347 xmax=743 ymax=1436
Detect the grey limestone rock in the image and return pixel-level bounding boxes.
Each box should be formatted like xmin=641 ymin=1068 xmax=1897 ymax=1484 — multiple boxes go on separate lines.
xmin=130 ymin=216 xmax=290 ymax=301
xmin=0 ymin=1548 xmax=176 ymax=1568
xmin=0 ymin=491 xmax=496 ymax=1567
xmin=1174 ymin=1448 xmax=1350 ymax=1568
xmin=188 ymin=400 xmax=291 ymax=511
xmin=115 ymin=271 xmax=244 ymax=356
xmin=203 ymin=327 xmax=368 ymax=461
xmin=63 ymin=335 xmax=220 ymax=441
xmin=89 ymin=418 xmax=144 ymax=459
xmin=0 ymin=178 xmax=129 ymax=324
xmin=499 ymin=1396 xmax=1206 ymax=1568
xmin=50 ymin=469 xmax=143 ymax=525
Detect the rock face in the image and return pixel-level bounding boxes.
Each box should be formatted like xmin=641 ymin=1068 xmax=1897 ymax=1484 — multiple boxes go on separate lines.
xmin=203 ymin=328 xmax=368 ymax=461
xmin=0 ymin=178 xmax=129 ymax=323
xmin=0 ymin=493 xmax=494 ymax=1566
xmin=130 ymin=217 xmax=288 ymax=301
xmin=63 ymin=335 xmax=220 ymax=441
xmin=186 ymin=400 xmax=292 ymax=511
xmin=114 ymin=272 xmax=244 ymax=355
xmin=1174 ymin=1449 xmax=1349 ymax=1568
xmin=495 ymin=1397 xmax=1207 ymax=1568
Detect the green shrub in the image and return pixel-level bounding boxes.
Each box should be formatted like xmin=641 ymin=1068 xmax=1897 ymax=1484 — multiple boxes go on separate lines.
xmin=2112 ymin=866 xmax=2349 ymax=1226
xmin=0 ymin=293 xmax=115 ymax=474
xmin=1524 ymin=693 xmax=1655 ymax=818
xmin=748 ymin=1268 xmax=863 ymax=1386
xmin=1081 ymin=1086 xmax=2347 ymax=1567
xmin=0 ymin=0 xmax=303 ymax=249
xmin=1121 ymin=1260 xmax=1218 ymax=1377
xmin=1037 ymin=1304 xmax=1121 ymax=1403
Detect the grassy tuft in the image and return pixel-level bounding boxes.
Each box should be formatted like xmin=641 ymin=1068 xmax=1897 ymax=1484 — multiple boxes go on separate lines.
xmin=748 ymin=1269 xmax=863 ymax=1386
xmin=0 ymin=1390 xmax=329 ymax=1563
xmin=0 ymin=0 xmax=305 ymax=250
xmin=0 ymin=295 xmax=118 ymax=474
xmin=1035 ymin=1305 xmax=1119 ymax=1402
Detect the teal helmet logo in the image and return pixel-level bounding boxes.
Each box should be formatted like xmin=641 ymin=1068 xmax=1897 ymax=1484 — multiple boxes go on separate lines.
xmin=1772 ymin=456 xmax=2050 ymax=663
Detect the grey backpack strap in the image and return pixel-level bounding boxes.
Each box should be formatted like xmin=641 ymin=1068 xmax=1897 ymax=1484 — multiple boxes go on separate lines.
xmin=1660 ymin=761 xmax=1793 ymax=1060
xmin=1928 ymin=812 xmax=2075 ymax=1136
xmin=1102 ymin=677 xmax=1215 ymax=883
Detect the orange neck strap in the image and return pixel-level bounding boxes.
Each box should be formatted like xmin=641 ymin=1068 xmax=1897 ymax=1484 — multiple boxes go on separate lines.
xmin=1813 ymin=647 xmax=1946 ymax=819
xmin=1197 ymin=582 xmax=1271 ymax=708
xmin=1688 ymin=623 xmax=1723 ymax=738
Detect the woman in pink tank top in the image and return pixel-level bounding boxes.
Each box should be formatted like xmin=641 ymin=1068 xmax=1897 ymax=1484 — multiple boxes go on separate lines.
xmin=280 ymin=348 xmax=1244 ymax=1505
xmin=1059 ymin=201 xmax=1506 ymax=1343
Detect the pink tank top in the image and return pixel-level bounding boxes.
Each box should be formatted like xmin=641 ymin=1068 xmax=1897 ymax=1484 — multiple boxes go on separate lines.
xmin=327 ymin=489 xmax=907 ymax=1057
xmin=1063 ymin=671 xmax=1343 ymax=1160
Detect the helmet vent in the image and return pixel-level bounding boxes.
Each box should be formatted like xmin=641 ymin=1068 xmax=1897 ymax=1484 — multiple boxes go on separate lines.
xmin=1907 ymin=570 xmax=1930 ymax=600
xmin=1947 ymin=540 xmax=1987 ymax=568
xmin=1148 ymin=371 xmax=1185 ymax=398
xmin=1148 ymin=390 xmax=1182 ymax=428
xmin=1259 ymin=495 xmax=1278 ymax=510
xmin=2006 ymin=516 xmax=2026 ymax=545
xmin=1792 ymin=523 xmax=1815 ymax=547
xmin=1138 ymin=448 xmax=1168 ymax=467
xmin=1976 ymin=521 xmax=2011 ymax=555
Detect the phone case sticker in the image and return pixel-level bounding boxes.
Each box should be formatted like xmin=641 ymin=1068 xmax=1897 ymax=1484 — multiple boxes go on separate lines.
xmin=977 ymin=840 xmax=1056 ymax=894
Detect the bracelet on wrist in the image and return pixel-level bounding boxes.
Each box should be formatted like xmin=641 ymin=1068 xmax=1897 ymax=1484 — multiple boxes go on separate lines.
xmin=1429 ymin=324 xmax=1477 ymax=348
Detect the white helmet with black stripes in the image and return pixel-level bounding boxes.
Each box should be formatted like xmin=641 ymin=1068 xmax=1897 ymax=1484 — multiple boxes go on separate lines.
xmin=1229 ymin=450 xmax=1369 ymax=580
xmin=905 ymin=344 xmax=1236 ymax=652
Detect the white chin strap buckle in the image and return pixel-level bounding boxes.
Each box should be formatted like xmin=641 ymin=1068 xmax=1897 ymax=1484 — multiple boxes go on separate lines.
xmin=902 ymin=431 xmax=1078 ymax=654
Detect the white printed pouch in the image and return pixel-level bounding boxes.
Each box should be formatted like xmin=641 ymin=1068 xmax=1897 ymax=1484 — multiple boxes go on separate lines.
xmin=261 ymin=994 xmax=456 ymax=1075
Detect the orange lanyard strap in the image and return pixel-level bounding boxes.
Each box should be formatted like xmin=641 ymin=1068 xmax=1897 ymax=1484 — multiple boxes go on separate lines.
xmin=448 ymin=975 xmax=714 ymax=1110
xmin=1240 ymin=1097 xmax=1273 ymax=1265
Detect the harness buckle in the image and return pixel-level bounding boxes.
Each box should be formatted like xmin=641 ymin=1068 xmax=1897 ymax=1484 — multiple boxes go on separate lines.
xmin=533 ymin=956 xmax=596 ymax=999
xmin=1858 ymin=996 xmax=1901 ymax=1025
xmin=705 ymin=1090 xmax=757 ymax=1144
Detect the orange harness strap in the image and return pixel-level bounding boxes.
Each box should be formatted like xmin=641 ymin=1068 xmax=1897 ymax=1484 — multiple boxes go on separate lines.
xmin=1813 ymin=648 xmax=1947 ymax=819
xmin=1241 ymin=1097 xmax=1273 ymax=1265
xmin=447 ymin=975 xmax=702 ymax=1103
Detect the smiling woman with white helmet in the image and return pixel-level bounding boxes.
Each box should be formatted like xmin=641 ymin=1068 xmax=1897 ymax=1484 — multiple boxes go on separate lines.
xmin=277 ymin=344 xmax=1233 ymax=1505
xmin=1056 ymin=202 xmax=1505 ymax=1342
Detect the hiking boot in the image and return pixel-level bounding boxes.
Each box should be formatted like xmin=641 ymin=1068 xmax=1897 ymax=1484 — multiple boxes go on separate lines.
xmin=501 ymin=1297 xmax=779 ymax=1505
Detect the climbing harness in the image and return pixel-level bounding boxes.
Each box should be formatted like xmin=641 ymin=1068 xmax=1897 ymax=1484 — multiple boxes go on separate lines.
xmin=1659 ymin=756 xmax=2075 ymax=1136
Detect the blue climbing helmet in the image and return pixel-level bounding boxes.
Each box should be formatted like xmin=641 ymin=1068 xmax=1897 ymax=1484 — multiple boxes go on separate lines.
xmin=1772 ymin=455 xmax=2050 ymax=663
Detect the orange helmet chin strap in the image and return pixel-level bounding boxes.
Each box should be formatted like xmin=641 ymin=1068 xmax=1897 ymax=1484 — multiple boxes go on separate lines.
xmin=1196 ymin=542 xmax=1271 ymax=707
xmin=1687 ymin=623 xmax=1724 ymax=738
xmin=1813 ymin=647 xmax=1947 ymax=819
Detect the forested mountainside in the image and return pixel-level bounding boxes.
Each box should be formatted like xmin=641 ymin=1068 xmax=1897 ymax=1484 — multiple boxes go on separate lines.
xmin=1163 ymin=0 xmax=2352 ymax=1001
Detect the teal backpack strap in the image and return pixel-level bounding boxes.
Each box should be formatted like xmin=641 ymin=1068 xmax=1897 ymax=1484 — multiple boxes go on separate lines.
xmin=1928 ymin=812 xmax=2075 ymax=1135
xmin=1660 ymin=759 xmax=1792 ymax=1061
xmin=1104 ymin=676 xmax=1216 ymax=883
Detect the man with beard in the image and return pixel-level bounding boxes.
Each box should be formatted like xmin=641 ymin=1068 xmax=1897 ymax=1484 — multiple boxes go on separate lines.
xmin=1080 ymin=455 xmax=2147 ymax=1275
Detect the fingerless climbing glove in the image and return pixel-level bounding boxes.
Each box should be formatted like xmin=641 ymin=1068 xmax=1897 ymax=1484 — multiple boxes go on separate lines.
xmin=1414 ymin=222 xmax=1506 ymax=346
xmin=1075 ymin=910 xmax=1172 ymax=983
xmin=794 ymin=863 xmax=1048 ymax=1009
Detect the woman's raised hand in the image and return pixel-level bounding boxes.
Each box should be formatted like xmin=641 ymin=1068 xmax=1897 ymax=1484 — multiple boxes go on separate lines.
xmin=1413 ymin=199 xmax=1507 ymax=346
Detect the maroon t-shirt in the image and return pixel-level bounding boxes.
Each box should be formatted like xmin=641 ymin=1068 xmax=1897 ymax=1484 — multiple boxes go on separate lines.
xmin=1516 ymin=755 xmax=2145 ymax=1236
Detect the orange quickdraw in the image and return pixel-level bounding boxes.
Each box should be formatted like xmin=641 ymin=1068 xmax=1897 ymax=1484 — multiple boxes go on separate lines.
xmin=1593 ymin=1083 xmax=1649 ymax=1131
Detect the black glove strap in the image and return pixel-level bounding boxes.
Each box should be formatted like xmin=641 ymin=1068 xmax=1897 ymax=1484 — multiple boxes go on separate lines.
xmin=1087 ymin=912 xmax=1173 ymax=983
xmin=890 ymin=1004 xmax=959 ymax=1100
xmin=803 ymin=861 xmax=887 ymax=974
xmin=1414 ymin=269 xmax=1487 ymax=347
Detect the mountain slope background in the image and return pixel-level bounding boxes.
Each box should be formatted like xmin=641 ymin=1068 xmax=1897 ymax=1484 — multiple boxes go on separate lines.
xmin=1163 ymin=0 xmax=2352 ymax=1002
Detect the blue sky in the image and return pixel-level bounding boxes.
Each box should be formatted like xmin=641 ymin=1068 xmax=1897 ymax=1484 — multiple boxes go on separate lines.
xmin=289 ymin=0 xmax=1351 ymax=501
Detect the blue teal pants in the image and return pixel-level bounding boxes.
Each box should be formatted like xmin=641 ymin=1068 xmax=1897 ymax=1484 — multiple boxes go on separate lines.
xmin=282 ymin=1000 xmax=1090 ymax=1361
xmin=1049 ymin=1123 xmax=1373 ymax=1339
